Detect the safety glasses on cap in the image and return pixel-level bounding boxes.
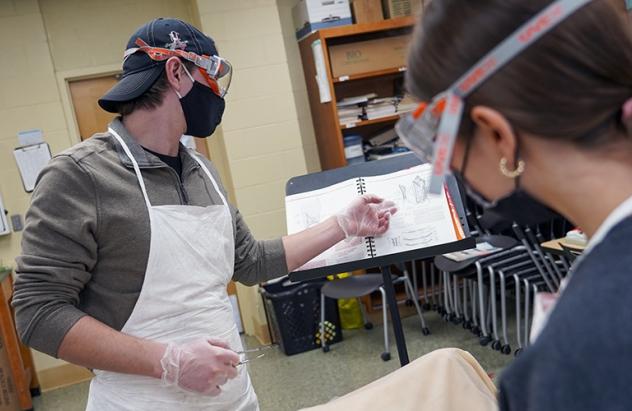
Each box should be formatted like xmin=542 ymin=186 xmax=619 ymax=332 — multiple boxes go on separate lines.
xmin=396 ymin=0 xmax=593 ymax=195
xmin=125 ymin=38 xmax=233 ymax=98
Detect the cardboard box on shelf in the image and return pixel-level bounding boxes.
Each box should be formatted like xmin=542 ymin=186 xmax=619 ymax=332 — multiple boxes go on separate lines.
xmin=0 ymin=335 xmax=19 ymax=411
xmin=351 ymin=0 xmax=384 ymax=24
xmin=293 ymin=0 xmax=353 ymax=39
xmin=382 ymin=0 xmax=429 ymax=19
xmin=329 ymin=34 xmax=410 ymax=78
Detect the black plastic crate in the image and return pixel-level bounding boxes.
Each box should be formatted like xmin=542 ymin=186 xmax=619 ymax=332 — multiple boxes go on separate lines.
xmin=261 ymin=279 xmax=343 ymax=356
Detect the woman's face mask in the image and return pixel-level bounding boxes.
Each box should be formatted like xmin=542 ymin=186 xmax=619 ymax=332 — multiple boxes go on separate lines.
xmin=455 ymin=133 xmax=558 ymax=227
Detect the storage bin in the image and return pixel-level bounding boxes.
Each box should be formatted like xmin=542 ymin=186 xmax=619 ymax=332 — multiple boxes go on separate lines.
xmin=261 ymin=279 xmax=343 ymax=355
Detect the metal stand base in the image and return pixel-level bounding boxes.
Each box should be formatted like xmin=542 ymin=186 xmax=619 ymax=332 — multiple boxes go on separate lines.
xmin=380 ymin=265 xmax=409 ymax=366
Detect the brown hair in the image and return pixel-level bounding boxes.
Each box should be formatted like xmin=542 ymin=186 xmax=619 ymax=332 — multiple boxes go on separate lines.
xmin=406 ymin=0 xmax=632 ymax=147
xmin=115 ymin=61 xmax=196 ymax=116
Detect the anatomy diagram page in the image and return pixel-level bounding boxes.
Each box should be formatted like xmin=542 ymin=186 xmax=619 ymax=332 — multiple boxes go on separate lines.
xmin=364 ymin=164 xmax=463 ymax=257
xmin=285 ymin=178 xmax=371 ymax=270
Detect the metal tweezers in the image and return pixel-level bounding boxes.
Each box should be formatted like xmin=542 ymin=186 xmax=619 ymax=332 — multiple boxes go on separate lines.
xmin=235 ymin=344 xmax=277 ymax=366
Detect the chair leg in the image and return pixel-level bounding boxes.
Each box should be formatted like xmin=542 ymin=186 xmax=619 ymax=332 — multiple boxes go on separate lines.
xmin=514 ymin=274 xmax=523 ymax=355
xmin=452 ymin=275 xmax=461 ymax=320
xmin=412 ymin=261 xmax=420 ymax=303
xmin=471 ymin=281 xmax=479 ymax=327
xmin=490 ymin=268 xmax=500 ymax=348
xmin=499 ymin=272 xmax=511 ymax=354
xmin=403 ymin=274 xmax=430 ymax=335
xmin=421 ymin=261 xmax=430 ymax=310
xmin=476 ymin=263 xmax=489 ymax=339
xmin=358 ymin=298 xmax=373 ymax=330
xmin=320 ymin=292 xmax=329 ymax=352
xmin=430 ymin=264 xmax=437 ymax=309
xmin=379 ymin=287 xmax=390 ymax=361
xmin=400 ymin=265 xmax=413 ymax=302
xmin=442 ymin=271 xmax=451 ymax=317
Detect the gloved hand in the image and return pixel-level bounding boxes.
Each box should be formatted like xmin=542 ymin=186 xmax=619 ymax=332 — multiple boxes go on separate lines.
xmin=160 ymin=338 xmax=240 ymax=396
xmin=336 ymin=194 xmax=398 ymax=238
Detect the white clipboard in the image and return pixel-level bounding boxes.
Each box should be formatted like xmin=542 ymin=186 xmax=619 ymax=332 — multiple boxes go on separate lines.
xmin=13 ymin=143 xmax=52 ymax=193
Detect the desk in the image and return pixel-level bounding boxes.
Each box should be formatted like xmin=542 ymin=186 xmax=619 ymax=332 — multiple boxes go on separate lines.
xmin=0 ymin=271 xmax=39 ymax=410
xmin=540 ymin=239 xmax=586 ymax=256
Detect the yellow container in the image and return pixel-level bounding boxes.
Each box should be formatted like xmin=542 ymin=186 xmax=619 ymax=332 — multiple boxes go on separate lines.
xmin=327 ymin=273 xmax=364 ymax=329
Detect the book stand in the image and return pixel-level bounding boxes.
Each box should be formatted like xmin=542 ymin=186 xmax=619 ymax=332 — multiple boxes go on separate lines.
xmin=286 ymin=154 xmax=475 ymax=366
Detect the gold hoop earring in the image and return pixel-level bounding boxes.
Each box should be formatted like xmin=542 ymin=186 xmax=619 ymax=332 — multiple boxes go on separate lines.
xmin=499 ymin=157 xmax=525 ymax=179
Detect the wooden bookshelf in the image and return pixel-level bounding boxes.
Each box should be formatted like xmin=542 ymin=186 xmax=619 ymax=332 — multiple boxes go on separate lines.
xmin=298 ymin=17 xmax=416 ymax=170
xmin=339 ymin=114 xmax=400 ymax=130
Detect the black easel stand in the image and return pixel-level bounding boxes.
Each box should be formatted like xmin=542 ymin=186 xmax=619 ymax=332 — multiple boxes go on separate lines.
xmin=380 ymin=265 xmax=410 ymax=366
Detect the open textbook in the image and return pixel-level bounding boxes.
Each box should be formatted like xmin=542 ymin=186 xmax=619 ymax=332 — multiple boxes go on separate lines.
xmin=285 ymin=164 xmax=465 ymax=271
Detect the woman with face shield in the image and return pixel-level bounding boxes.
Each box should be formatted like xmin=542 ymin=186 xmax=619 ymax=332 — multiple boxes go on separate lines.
xmin=301 ymin=1 xmax=632 ymax=410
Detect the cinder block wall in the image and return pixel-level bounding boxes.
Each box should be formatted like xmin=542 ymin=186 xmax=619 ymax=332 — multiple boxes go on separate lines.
xmin=195 ymin=0 xmax=321 ymax=339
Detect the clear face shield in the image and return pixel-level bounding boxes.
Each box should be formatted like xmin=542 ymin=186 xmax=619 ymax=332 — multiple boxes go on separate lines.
xmin=396 ymin=0 xmax=592 ymax=195
xmin=125 ymin=38 xmax=233 ymax=98
xmin=190 ymin=51 xmax=232 ymax=98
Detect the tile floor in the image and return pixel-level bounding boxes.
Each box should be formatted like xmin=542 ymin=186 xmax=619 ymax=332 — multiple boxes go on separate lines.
xmin=32 ymin=311 xmax=515 ymax=410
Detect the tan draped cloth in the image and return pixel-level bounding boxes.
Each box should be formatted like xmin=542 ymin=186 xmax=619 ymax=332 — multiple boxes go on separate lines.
xmin=300 ymin=348 xmax=498 ymax=411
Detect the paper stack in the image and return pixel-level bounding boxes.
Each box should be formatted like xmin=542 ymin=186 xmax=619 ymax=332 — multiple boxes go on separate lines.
xmin=396 ymin=95 xmax=418 ymax=114
xmin=366 ymin=98 xmax=397 ymax=120
xmin=336 ymin=93 xmax=377 ymax=126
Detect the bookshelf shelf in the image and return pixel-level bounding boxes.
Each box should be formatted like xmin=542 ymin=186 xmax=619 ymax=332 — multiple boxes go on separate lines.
xmin=339 ymin=114 xmax=400 ymax=130
xmin=319 ymin=16 xmax=415 ymax=39
xmin=333 ymin=67 xmax=407 ymax=84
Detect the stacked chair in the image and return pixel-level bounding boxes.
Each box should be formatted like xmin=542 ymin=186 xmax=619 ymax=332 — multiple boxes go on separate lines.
xmin=414 ymin=200 xmax=573 ymax=356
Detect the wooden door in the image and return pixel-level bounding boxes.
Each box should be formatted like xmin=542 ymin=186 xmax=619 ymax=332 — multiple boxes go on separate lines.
xmin=69 ymin=76 xmax=118 ymax=141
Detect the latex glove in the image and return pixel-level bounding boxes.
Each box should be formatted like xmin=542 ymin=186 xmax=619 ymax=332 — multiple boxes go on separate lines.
xmin=336 ymin=194 xmax=398 ymax=238
xmin=160 ymin=338 xmax=240 ymax=396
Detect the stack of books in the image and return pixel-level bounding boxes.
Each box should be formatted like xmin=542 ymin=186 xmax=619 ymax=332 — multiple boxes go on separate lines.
xmin=336 ymin=94 xmax=420 ymax=125
xmin=364 ymin=127 xmax=410 ymax=161
xmin=337 ymin=106 xmax=363 ymax=125
xmin=336 ymin=93 xmax=376 ymax=126
xmin=366 ymin=98 xmax=397 ymax=120
xmin=396 ymin=95 xmax=418 ymax=114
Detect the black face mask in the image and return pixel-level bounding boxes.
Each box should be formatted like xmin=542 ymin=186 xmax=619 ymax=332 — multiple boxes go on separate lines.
xmin=457 ymin=136 xmax=558 ymax=227
xmin=179 ymin=80 xmax=225 ymax=138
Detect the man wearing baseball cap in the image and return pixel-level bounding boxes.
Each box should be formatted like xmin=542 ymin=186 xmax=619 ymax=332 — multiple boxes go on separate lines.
xmin=12 ymin=18 xmax=395 ymax=410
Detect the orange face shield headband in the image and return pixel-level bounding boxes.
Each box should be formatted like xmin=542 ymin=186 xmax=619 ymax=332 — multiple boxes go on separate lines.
xmin=124 ymin=38 xmax=232 ymax=98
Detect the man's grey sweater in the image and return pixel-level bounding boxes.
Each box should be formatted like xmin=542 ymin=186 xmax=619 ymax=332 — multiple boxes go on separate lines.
xmin=13 ymin=118 xmax=288 ymax=357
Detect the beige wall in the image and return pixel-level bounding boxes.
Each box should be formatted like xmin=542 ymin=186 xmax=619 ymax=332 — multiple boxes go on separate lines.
xmin=0 ymin=0 xmax=317 ymax=372
xmin=0 ymin=0 xmax=73 ymax=372
xmin=39 ymin=0 xmax=198 ymax=73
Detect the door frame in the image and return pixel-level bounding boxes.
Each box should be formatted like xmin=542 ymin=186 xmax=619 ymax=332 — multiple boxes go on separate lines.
xmin=57 ymin=64 xmax=122 ymax=146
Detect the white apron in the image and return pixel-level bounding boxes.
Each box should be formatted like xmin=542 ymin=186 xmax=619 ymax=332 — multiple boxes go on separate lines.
xmin=86 ymin=128 xmax=259 ymax=411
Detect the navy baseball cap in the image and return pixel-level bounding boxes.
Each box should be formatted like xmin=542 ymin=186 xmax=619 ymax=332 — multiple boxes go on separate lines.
xmin=99 ymin=18 xmax=218 ymax=113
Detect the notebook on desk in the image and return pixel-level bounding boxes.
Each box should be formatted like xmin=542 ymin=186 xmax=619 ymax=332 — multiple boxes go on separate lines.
xmin=285 ymin=164 xmax=465 ymax=271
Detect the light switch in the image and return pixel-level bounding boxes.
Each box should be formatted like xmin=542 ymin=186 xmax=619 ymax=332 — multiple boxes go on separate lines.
xmin=10 ymin=215 xmax=23 ymax=232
